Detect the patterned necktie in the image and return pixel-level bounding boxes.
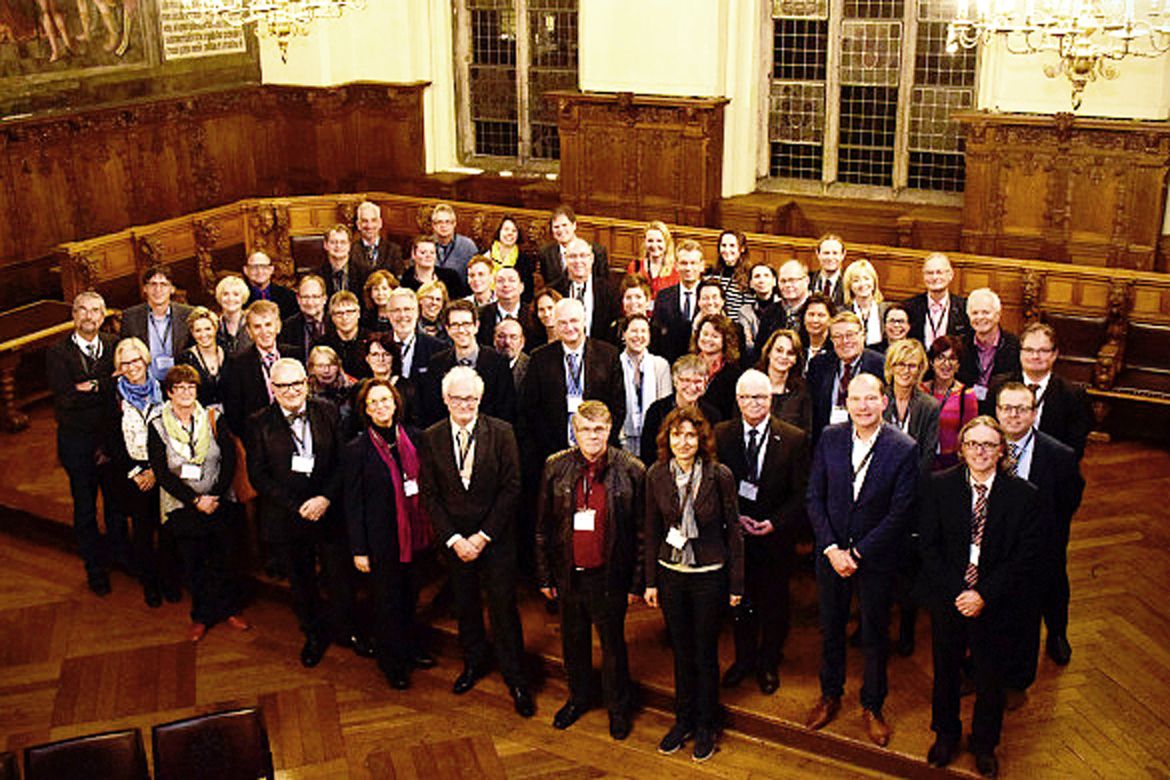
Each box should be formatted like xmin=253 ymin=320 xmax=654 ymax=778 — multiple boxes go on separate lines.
xmin=965 ymin=483 xmax=989 ymax=588
xmin=1005 ymin=443 xmax=1020 ymax=476
xmin=838 ymin=361 xmax=853 ymax=405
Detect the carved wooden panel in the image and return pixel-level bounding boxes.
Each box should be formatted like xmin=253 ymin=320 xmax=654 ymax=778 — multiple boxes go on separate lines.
xmin=957 ymin=112 xmax=1170 ymax=271
xmin=549 ymin=91 xmax=729 ymax=227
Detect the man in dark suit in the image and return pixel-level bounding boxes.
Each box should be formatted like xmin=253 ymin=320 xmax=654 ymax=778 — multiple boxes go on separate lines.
xmin=120 ymin=264 xmax=193 ymax=383
xmin=246 ymin=359 xmax=367 ymax=668
xmin=46 ymin=291 xmax=129 ymax=595
xmin=903 ymin=252 xmax=970 ymax=350
xmin=493 ymin=317 xmax=530 ymax=391
xmin=715 ymin=369 xmax=810 ymax=695
xmin=477 ymin=266 xmax=540 ymax=349
xmin=805 ymin=373 xmax=918 ymax=747
xmin=320 ymin=291 xmax=368 ymax=379
xmin=280 ymin=274 xmax=331 ymax=365
xmin=382 ymin=286 xmax=444 ymax=426
xmin=351 ymin=200 xmax=405 ymax=276
xmin=419 ymin=366 xmax=534 ymax=717
xmin=316 ymin=224 xmax=371 ymax=305
xmin=243 ymin=251 xmax=298 ymax=321
xmin=535 ymin=401 xmax=645 ymax=740
xmin=399 ymin=234 xmax=468 ymax=299
xmin=424 ymin=300 xmax=517 ymax=426
xmin=553 ymin=238 xmax=621 ymax=345
xmin=650 ymin=239 xmax=706 ymax=362
xmin=918 ymin=415 xmax=1042 ymax=778
xmin=806 ymin=311 xmax=885 ymax=442
xmin=1013 ymin=322 xmax=1092 ymax=460
xmin=222 ymin=300 xmax=284 ymax=437
xmin=996 ymin=382 xmax=1084 ymax=679
xmin=958 ymin=288 xmax=1021 ymax=415
xmin=808 ymin=234 xmax=847 ymax=308
xmin=539 ymin=204 xmax=609 ymax=291
xmin=776 ymin=259 xmax=812 ymax=335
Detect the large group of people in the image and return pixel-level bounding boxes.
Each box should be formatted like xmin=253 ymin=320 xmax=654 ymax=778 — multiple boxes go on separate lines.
xmin=46 ymin=203 xmax=1092 ymax=774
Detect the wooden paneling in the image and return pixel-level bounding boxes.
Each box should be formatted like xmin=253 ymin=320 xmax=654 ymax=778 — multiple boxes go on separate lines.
xmin=549 ymin=91 xmax=729 ymax=227
xmin=957 ymin=112 xmax=1170 ymax=271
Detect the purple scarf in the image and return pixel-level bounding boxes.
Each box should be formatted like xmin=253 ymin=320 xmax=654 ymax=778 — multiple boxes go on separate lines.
xmin=369 ymin=425 xmax=431 ymax=563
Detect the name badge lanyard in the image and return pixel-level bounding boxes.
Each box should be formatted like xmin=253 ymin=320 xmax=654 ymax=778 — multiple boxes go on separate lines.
xmin=288 ymin=415 xmax=310 ymax=458
xmin=852 ymin=437 xmax=879 ymax=488
xmin=927 ymin=305 xmax=947 ymax=343
xmin=455 ymin=427 xmax=476 ymax=475
xmin=149 ymin=314 xmax=173 ymax=354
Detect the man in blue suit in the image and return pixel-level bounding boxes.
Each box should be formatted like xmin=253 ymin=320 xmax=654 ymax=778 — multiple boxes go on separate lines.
xmin=805 ymin=373 xmax=919 ymax=747
xmin=806 ymin=311 xmax=885 ymax=443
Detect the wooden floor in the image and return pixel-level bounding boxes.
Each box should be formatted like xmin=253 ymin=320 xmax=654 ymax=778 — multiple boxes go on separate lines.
xmin=2 ymin=404 xmax=1169 ymax=778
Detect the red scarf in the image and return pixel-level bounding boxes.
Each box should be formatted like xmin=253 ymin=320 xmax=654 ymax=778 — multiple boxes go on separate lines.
xmin=369 ymin=425 xmax=432 ymax=563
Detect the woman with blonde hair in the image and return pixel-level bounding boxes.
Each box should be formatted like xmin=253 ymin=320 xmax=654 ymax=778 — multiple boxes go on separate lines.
xmin=178 ymin=306 xmax=225 ymax=408
xmin=214 ymin=275 xmax=253 ymax=358
xmin=842 ymin=259 xmax=888 ymax=347
xmin=626 ymin=220 xmax=679 ymax=298
xmin=415 ymin=280 xmax=450 ymax=343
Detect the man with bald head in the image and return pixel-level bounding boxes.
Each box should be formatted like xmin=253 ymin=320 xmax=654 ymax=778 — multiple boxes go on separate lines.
xmin=777 ymin=259 xmax=812 ymax=334
xmin=805 ymin=373 xmax=919 ymax=747
xmin=552 ymin=238 xmax=621 ymax=345
xmin=903 ymin=252 xmax=970 ymax=350
xmin=477 ymin=265 xmax=540 ymax=349
xmin=351 ymin=201 xmax=404 ymax=276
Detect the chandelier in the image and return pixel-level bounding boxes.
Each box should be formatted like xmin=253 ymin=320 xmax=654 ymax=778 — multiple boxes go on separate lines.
xmin=180 ymin=0 xmax=366 ymax=62
xmin=947 ymin=0 xmax=1170 ymax=108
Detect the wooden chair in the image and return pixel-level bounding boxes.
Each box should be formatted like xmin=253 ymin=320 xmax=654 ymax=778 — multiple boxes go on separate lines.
xmin=0 ymin=751 xmax=17 ymax=780
xmin=23 ymin=728 xmax=148 ymax=780
xmin=152 ymin=707 xmax=273 ymax=780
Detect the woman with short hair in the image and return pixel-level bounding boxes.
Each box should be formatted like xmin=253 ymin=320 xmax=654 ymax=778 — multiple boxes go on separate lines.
xmin=842 ymin=259 xmax=888 ymax=347
xmin=177 ymin=306 xmax=225 ymax=409
xmin=215 ymin=275 xmax=253 ymax=358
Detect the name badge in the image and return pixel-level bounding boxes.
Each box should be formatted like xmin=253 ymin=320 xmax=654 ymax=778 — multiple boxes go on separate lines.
xmin=403 ymin=479 xmax=419 ymax=497
xmin=738 ymin=481 xmax=758 ymax=501
xmin=180 ymin=462 xmax=201 ymax=480
xmin=972 ymin=384 xmax=988 ymax=401
xmin=154 ymin=355 xmax=175 ymax=371
xmin=291 ymin=455 xmax=315 ymax=474
xmin=666 ymin=526 xmax=688 ymax=550
xmin=573 ymin=509 xmax=596 ymax=531
xmin=969 ymin=543 xmax=981 ymax=567
xmin=830 ymin=407 xmax=850 ymax=425
xmin=567 ymin=395 xmax=583 ymax=414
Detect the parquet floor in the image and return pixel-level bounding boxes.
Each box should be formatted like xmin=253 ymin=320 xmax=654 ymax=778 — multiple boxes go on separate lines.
xmin=1 ymin=404 xmax=1169 ymax=778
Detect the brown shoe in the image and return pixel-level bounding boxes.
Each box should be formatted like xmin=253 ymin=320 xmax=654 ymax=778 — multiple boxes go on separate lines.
xmin=225 ymin=614 xmax=252 ymax=631
xmin=804 ymin=696 xmax=840 ymax=730
xmin=863 ymin=709 xmax=891 ymax=747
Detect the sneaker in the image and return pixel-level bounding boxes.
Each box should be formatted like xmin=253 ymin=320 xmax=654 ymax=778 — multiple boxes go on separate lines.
xmin=692 ymin=729 xmax=716 ymax=762
xmin=657 ymin=723 xmax=692 ymax=755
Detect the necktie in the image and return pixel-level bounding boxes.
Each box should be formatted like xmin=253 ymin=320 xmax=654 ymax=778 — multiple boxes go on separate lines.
xmin=86 ymin=342 xmax=98 ymax=360
xmin=286 ymin=411 xmax=305 ymax=424
xmin=965 ymin=483 xmax=989 ymax=587
xmin=1027 ymin=382 xmax=1041 ymax=405
xmin=334 ymin=270 xmax=345 ymax=292
xmin=746 ymin=429 xmax=760 ymax=483
xmin=456 ymin=428 xmax=472 ymax=485
xmin=458 ymin=356 xmax=474 ymax=367
xmin=683 ymin=291 xmax=693 ymax=322
xmin=262 ymin=352 xmax=277 ymax=370
xmin=368 ymin=243 xmax=378 ymax=263
xmin=573 ymin=283 xmax=584 ymax=302
xmin=1005 ymin=443 xmax=1020 ymax=476
xmin=567 ymin=353 xmax=581 ymax=393
xmin=838 ymin=362 xmax=853 ymax=405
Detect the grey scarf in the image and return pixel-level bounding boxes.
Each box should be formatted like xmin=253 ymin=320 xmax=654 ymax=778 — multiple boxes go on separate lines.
xmin=669 ymin=460 xmax=701 ymax=565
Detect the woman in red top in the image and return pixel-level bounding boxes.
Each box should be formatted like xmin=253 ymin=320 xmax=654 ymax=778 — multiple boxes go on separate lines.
xmin=626 ymin=220 xmax=679 ymax=298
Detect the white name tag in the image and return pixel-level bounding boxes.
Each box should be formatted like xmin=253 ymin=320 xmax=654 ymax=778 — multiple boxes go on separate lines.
xmin=567 ymin=395 xmax=583 ymax=414
xmin=972 ymin=384 xmax=988 ymax=401
xmin=830 ymin=407 xmax=850 ymax=425
xmin=738 ymin=481 xmax=759 ymax=501
xmin=154 ymin=355 xmax=175 ymax=371
xmin=666 ymin=526 xmax=689 ymax=550
xmin=291 ymin=455 xmax=315 ymax=474
xmin=969 ymin=543 xmax=981 ymax=567
xmin=573 ymin=508 xmax=596 ymax=531
xmin=180 ymin=463 xmax=201 ymax=480
xmin=403 ymin=479 xmax=419 ymax=497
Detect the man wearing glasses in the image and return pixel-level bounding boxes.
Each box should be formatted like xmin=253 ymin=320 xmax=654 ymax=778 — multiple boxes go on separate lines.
xmin=321 ymin=291 xmax=368 ymax=379
xmin=423 ymin=299 xmax=517 ymax=426
xmin=1010 ymin=322 xmax=1091 ymax=460
xmin=121 ymin=264 xmax=193 ymax=383
xmin=242 ymin=251 xmax=298 ymax=320
xmin=246 ymin=359 xmax=368 ymax=668
xmin=918 ymin=414 xmax=1042 ymax=778
xmin=806 ymin=311 xmax=885 ymax=443
xmin=776 ymin=259 xmax=813 ymax=334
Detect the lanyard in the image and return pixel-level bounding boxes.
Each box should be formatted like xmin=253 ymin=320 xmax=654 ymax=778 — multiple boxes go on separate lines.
xmin=287 ymin=413 xmax=309 ymax=456
xmin=149 ymin=312 xmax=172 ymax=350
xmin=455 ymin=426 xmax=476 ymax=473
xmin=852 ymin=434 xmax=879 ymax=485
xmin=927 ymin=301 xmax=947 ymax=342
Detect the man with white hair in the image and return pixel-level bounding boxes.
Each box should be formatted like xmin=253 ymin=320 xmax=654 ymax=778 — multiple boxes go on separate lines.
xmin=552 ymin=238 xmax=621 ymax=345
xmin=351 ymin=201 xmax=404 ymax=275
xmin=957 ymin=287 xmax=1021 ymax=414
xmin=903 ymin=252 xmax=970 ymax=350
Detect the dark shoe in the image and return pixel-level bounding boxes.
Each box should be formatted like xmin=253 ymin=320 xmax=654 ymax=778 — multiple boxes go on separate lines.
xmin=973 ymin=750 xmax=999 ymax=778
xmin=721 ymin=662 xmax=751 ymax=689
xmin=411 ymin=650 xmax=437 ymax=669
xmin=804 ymin=696 xmax=840 ymax=731
xmin=692 ymin=728 xmax=716 ymax=762
xmin=510 ymin=686 xmax=535 ymax=718
xmin=452 ymin=665 xmax=486 ymax=695
xmin=338 ymin=633 xmax=376 ymax=658
xmin=896 ymin=633 xmax=915 ymax=657
xmin=163 ymin=586 xmax=182 ymax=603
xmin=862 ymin=708 xmax=891 ymax=747
xmin=88 ymin=572 xmax=111 ymax=597
xmin=849 ymin=625 xmax=863 ymax=647
xmin=608 ymin=712 xmax=631 ymax=741
xmin=187 ymin=622 xmax=207 ymax=643
xmin=553 ymin=700 xmax=588 ymax=730
xmin=144 ymin=586 xmax=162 ymax=608
xmin=657 ymin=723 xmax=693 ymax=755
xmin=1004 ymin=687 xmax=1028 ymax=711
xmin=1047 ymin=634 xmax=1072 ymax=666
xmin=927 ymin=735 xmax=958 ymax=768
xmin=757 ymin=668 xmax=780 ymax=695
xmin=381 ymin=663 xmax=410 ymax=690
xmin=300 ymin=636 xmax=328 ymax=668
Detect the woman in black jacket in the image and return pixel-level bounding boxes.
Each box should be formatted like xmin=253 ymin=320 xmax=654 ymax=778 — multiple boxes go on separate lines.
xmin=344 ymin=378 xmax=434 ymax=690
xmin=644 ymin=406 xmax=743 ymax=762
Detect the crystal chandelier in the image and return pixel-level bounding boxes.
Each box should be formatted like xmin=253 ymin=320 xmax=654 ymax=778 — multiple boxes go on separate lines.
xmin=947 ymin=0 xmax=1170 ymax=108
xmin=180 ymin=0 xmax=366 ymax=62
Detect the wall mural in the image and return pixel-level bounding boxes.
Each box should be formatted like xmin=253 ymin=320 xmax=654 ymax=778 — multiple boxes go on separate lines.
xmin=0 ymin=0 xmax=148 ymax=69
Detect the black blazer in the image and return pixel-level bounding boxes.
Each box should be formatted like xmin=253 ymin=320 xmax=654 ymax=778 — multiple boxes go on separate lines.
xmin=419 ymin=415 xmax=521 ymax=546
xmin=423 ymin=346 xmax=518 ymax=426
xmin=644 ymin=459 xmax=744 ymax=594
xmin=918 ymin=466 xmax=1042 ymax=625
xmin=350 ymin=237 xmax=404 ymax=277
xmin=806 ymin=348 xmax=886 ymax=441
xmin=650 ymin=283 xmax=700 ymax=363
xmin=519 ymin=338 xmax=626 ymax=463
xmin=176 ymin=348 xmax=225 ymax=408
xmin=769 ymin=375 xmax=812 ymax=432
xmin=553 ymin=274 xmax=622 ymax=345
xmin=321 ymin=331 xmax=370 ymax=380
xmin=883 ymin=387 xmax=941 ymax=476
xmin=46 ymin=331 xmax=119 ymax=434
xmin=476 ymin=301 xmax=541 ymax=350
xmin=246 ymin=398 xmax=344 ymax=542
xmin=221 ymin=346 xmax=273 ymax=437
xmin=1014 ymin=373 xmax=1092 ymax=460
xmin=715 ymin=415 xmax=810 ymax=541
xmin=344 ymin=424 xmax=423 ymax=562
xmin=279 ymin=312 xmax=332 ymax=366
xmin=399 ymin=266 xmax=468 ymax=299
xmin=700 ymin=362 xmax=742 ymax=423
xmin=1022 ymin=430 xmax=1084 ymax=548
xmin=121 ymin=303 xmax=193 ymax=357
xmin=808 ymin=270 xmax=846 ymax=307
xmin=639 ymin=394 xmax=721 ymax=467
xmin=538 ymin=241 xmax=609 ymax=291
xmin=245 ymin=283 xmax=299 ymax=321
xmin=317 ymin=258 xmax=371 ymax=304
xmin=903 ymin=292 xmax=970 ymax=345
xmin=958 ymin=330 xmax=1022 ymax=413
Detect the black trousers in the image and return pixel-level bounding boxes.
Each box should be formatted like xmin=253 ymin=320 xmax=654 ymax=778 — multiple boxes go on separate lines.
xmin=369 ymin=556 xmax=425 ymax=669
xmin=560 ymin=568 xmax=632 ymax=717
xmin=930 ymin=605 xmax=1010 ymax=754
xmin=815 ymin=556 xmax=894 ymax=713
xmin=122 ymin=483 xmax=180 ymax=595
xmin=448 ymin=542 xmax=526 ymax=687
xmin=659 ymin=564 xmax=726 ymax=731
xmin=278 ymin=527 xmax=356 ymax=641
xmin=57 ymin=428 xmax=129 ymax=577
xmin=167 ymin=505 xmax=244 ymax=627
xmin=731 ymin=533 xmax=792 ymax=672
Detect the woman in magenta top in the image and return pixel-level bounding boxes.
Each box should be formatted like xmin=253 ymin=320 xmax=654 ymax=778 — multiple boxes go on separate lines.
xmin=923 ymin=335 xmax=979 ymax=470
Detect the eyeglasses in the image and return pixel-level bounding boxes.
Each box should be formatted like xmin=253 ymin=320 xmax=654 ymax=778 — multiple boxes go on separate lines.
xmin=962 ymin=440 xmax=1001 ymax=453
xmin=894 ymin=362 xmax=921 ymax=371
xmin=996 ymin=403 xmax=1034 ymax=415
xmin=333 ymin=309 xmax=360 ymax=317
xmin=736 ymin=394 xmax=770 ymax=403
xmin=118 ymin=357 xmax=144 ymax=368
xmin=446 ymin=395 xmax=480 ymax=405
xmin=271 ymin=380 xmax=306 ymax=391
xmin=831 ymin=331 xmax=861 ymax=341
xmin=170 ymin=384 xmax=198 ymax=393
xmin=447 ymin=321 xmax=476 ymax=330
xmin=933 ymin=355 xmax=958 ymax=364
xmin=1021 ymin=347 xmax=1054 ymax=356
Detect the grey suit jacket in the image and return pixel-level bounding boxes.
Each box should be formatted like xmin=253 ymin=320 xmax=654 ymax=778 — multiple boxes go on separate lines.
xmin=884 ymin=387 xmax=941 ymax=475
xmin=121 ymin=302 xmax=194 ymax=356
